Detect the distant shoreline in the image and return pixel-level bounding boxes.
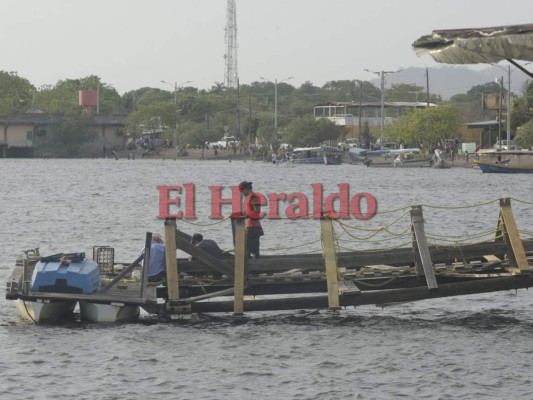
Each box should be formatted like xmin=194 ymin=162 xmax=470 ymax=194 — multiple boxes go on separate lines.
xmin=116 ymin=147 xmax=474 ymax=168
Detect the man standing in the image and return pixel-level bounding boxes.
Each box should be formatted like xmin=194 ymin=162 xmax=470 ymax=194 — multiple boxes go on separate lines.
xmin=238 ymin=181 xmax=264 ymax=259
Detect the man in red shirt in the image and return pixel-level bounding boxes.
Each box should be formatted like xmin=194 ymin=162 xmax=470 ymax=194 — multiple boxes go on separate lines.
xmin=238 ymin=181 xmax=264 ymax=259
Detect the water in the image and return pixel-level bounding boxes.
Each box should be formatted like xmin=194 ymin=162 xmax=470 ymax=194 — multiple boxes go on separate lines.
xmin=1 ymin=159 xmax=533 ymax=400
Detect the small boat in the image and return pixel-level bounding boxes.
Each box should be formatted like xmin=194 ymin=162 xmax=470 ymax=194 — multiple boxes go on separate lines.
xmin=349 ymin=147 xmax=430 ymax=167
xmin=431 ymin=149 xmax=451 ymax=169
xmin=474 ymin=150 xmax=533 ymax=173
xmin=290 ymin=146 xmax=343 ymax=165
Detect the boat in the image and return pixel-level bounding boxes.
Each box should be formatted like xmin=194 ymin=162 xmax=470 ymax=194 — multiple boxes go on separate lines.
xmin=474 ymin=150 xmax=533 ymax=173
xmin=349 ymin=147 xmax=431 ymax=167
xmin=290 ymin=146 xmax=343 ymax=165
xmin=430 ymin=149 xmax=451 ymax=169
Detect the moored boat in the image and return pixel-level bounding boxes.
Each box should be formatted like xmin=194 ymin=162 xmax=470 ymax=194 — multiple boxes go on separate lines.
xmin=290 ymin=146 xmax=343 ymax=165
xmin=474 ymin=150 xmax=533 ymax=173
xmin=349 ymin=147 xmax=431 ymax=167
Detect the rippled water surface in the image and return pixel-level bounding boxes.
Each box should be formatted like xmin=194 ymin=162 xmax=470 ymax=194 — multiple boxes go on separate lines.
xmin=1 ymin=159 xmax=533 ymax=400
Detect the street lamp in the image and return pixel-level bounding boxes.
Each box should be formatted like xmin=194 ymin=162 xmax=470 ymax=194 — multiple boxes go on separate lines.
xmin=260 ymin=76 xmax=293 ymax=138
xmin=355 ymin=80 xmax=363 ymax=145
xmin=491 ymin=64 xmax=513 ymax=146
xmin=161 ymin=80 xmax=192 ymax=147
xmin=364 ymin=69 xmax=399 ymax=148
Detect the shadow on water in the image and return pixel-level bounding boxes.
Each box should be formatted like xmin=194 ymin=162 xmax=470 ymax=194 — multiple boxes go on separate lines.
xmin=131 ymin=307 xmax=533 ymax=333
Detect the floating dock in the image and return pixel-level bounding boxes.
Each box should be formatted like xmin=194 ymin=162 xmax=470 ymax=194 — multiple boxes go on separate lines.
xmin=5 ymin=198 xmax=533 ymax=322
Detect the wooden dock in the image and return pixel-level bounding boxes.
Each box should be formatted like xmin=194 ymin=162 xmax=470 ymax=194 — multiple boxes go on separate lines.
xmin=5 ymin=198 xmax=533 ymax=320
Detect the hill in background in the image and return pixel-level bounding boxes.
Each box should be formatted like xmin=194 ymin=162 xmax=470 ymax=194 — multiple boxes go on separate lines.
xmin=377 ymin=65 xmax=531 ymax=100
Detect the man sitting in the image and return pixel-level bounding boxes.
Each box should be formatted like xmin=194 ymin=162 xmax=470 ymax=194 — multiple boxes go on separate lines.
xmin=191 ymin=233 xmax=224 ymax=258
xmin=142 ymin=233 xmax=166 ymax=283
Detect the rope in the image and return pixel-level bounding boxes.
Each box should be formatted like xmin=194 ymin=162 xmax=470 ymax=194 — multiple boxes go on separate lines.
xmin=179 ymin=215 xmax=232 ymax=227
xmin=509 ymin=197 xmax=533 ymax=206
xmin=416 ymin=198 xmax=500 ymax=210
xmin=334 ymin=210 xmax=411 ymax=241
xmin=341 ymin=274 xmax=401 ymax=288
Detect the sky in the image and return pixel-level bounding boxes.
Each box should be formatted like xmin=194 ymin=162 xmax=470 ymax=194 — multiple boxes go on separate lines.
xmin=2 ymin=0 xmax=533 ymax=94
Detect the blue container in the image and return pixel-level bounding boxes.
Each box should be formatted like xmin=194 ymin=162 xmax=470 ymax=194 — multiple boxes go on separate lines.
xmin=31 ymin=259 xmax=100 ymax=294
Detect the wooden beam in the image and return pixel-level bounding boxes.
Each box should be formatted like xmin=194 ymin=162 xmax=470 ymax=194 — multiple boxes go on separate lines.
xmin=321 ymin=216 xmax=340 ymax=310
xmin=174 ymin=230 xmax=234 ymax=277
xmin=498 ymin=198 xmax=529 ymax=273
xmin=140 ymin=232 xmax=152 ymax=299
xmin=233 ymin=216 xmax=246 ymax=315
xmin=174 ymin=239 xmax=533 ymax=276
xmin=164 ymin=219 xmax=179 ymax=303
xmin=189 ymin=275 xmax=533 ymax=313
xmin=338 ymin=280 xmax=361 ymax=295
xmin=410 ymin=206 xmax=438 ymax=290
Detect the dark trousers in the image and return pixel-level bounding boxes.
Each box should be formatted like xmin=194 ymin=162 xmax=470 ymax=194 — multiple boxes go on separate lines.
xmin=246 ymin=227 xmax=262 ymax=259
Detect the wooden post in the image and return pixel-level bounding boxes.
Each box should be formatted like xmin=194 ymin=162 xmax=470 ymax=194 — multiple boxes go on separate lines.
xmin=410 ymin=206 xmax=438 ymax=290
xmin=22 ymin=254 xmax=30 ymax=294
xmin=497 ymin=198 xmax=529 ymax=273
xmin=140 ymin=232 xmax=152 ymax=299
xmin=320 ymin=215 xmax=340 ymax=310
xmin=233 ymin=215 xmax=246 ymax=315
xmin=164 ymin=218 xmax=180 ymax=304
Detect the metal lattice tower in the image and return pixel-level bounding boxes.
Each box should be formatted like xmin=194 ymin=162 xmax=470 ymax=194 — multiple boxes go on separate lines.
xmin=224 ymin=0 xmax=238 ymax=88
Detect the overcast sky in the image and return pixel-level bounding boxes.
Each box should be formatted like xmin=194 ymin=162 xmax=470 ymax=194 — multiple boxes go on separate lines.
xmin=3 ymin=0 xmax=532 ymax=94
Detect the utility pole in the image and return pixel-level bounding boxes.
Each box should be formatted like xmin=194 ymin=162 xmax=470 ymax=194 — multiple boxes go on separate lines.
xmin=357 ymin=80 xmax=362 ymax=145
xmin=260 ymin=76 xmax=293 ymax=140
xmin=425 ymin=67 xmax=430 ymax=107
xmin=506 ymin=64 xmax=511 ymax=145
xmin=364 ymin=69 xmax=399 ymax=148
xmin=161 ymin=80 xmax=191 ymax=148
xmin=498 ymin=76 xmax=504 ymax=146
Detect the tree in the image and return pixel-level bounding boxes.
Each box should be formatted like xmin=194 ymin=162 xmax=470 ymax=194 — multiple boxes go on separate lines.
xmin=48 ymin=110 xmax=96 ymax=156
xmin=386 ymin=105 xmax=460 ymax=145
xmin=256 ymin=116 xmax=276 ymax=149
xmin=36 ymin=75 xmax=105 ymax=113
xmin=513 ymin=120 xmax=533 ymax=149
xmin=0 ymin=71 xmax=35 ymax=114
xmin=386 ymin=83 xmax=441 ymax=103
xmin=283 ymin=115 xmax=339 ymax=147
xmin=125 ymin=102 xmax=175 ymax=141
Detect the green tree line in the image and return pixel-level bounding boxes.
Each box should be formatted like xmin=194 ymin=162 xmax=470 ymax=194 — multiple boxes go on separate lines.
xmin=1 ymin=70 xmax=532 ymax=151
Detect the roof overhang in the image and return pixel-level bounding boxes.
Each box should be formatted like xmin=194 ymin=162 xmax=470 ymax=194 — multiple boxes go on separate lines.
xmin=466 ymin=120 xmax=500 ymax=128
xmin=413 ymin=23 xmax=533 ymax=77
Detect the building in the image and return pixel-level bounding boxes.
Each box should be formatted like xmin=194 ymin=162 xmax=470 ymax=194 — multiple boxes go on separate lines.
xmin=0 ymin=113 xmax=127 ymax=158
xmin=313 ymin=101 xmax=436 ymax=145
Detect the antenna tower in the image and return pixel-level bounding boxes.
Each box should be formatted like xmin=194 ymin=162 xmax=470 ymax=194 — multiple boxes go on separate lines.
xmin=224 ymin=0 xmax=238 ymax=88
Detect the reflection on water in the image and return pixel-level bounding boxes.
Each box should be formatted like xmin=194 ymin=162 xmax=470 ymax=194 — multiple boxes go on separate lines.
xmin=1 ymin=159 xmax=533 ymax=399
